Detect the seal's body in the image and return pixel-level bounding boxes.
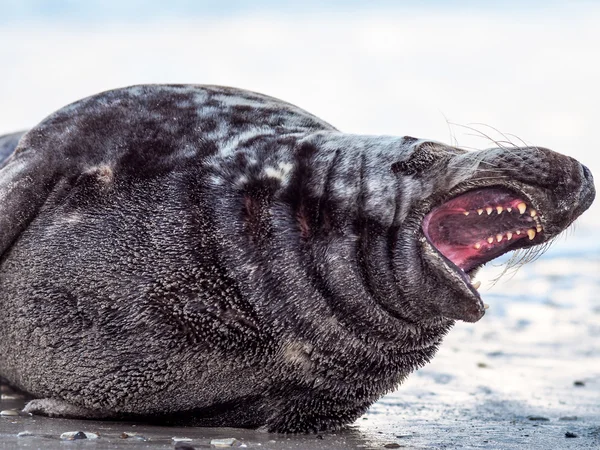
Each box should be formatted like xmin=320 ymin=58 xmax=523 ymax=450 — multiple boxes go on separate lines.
xmin=0 ymin=85 xmax=594 ymax=432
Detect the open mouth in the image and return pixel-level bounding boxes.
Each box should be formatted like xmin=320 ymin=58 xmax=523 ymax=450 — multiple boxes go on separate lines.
xmin=422 ymin=187 xmax=544 ymax=290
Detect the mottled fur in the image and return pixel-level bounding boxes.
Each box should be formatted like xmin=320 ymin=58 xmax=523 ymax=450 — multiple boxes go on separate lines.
xmin=0 ymin=85 xmax=594 ymax=432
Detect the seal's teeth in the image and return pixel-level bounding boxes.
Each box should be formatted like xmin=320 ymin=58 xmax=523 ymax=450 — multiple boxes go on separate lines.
xmin=507 ymin=207 xmax=512 ymax=212
xmin=477 ymin=209 xmax=484 ymax=215
xmin=486 ymin=207 xmax=493 ymax=215
xmin=496 ymin=206 xmax=503 ymax=214
xmin=536 ymin=225 xmax=543 ymax=233
xmin=516 ymin=230 xmax=521 ymax=235
xmin=496 ymin=234 xmax=503 ymax=242
xmin=487 ymin=237 xmax=494 ymax=244
xmin=530 ymin=209 xmax=537 ymax=217
xmin=484 ymin=303 xmax=490 ymax=310
xmin=517 ymin=202 xmax=527 ymax=214
xmin=474 ymin=242 xmax=481 ymax=249
xmin=472 ymin=280 xmax=481 ymax=290
xmin=507 ymin=232 xmax=513 ymax=240
xmin=463 ymin=211 xmax=470 ymax=216
xmin=527 ymin=229 xmax=536 ymax=240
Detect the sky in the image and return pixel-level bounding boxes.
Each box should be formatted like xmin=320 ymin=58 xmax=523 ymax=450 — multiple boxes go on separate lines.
xmin=1 ymin=1 xmax=594 ymax=23
xmin=0 ymin=1 xmax=598 ymax=228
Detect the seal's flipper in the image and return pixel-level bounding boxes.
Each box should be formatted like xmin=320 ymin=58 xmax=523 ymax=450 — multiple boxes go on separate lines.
xmin=0 ymin=131 xmax=27 ymax=166
xmin=0 ymin=137 xmax=59 ymax=259
xmin=23 ymin=399 xmax=111 ymax=419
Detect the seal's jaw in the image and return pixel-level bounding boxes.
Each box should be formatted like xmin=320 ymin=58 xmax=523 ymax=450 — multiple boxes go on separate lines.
xmin=419 ymin=186 xmax=548 ymax=322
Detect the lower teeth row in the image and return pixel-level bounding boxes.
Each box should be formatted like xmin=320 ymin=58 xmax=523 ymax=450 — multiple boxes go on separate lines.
xmin=473 ymin=226 xmax=542 ymax=249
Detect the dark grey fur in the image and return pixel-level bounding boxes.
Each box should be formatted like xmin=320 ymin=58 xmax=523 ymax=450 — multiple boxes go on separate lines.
xmin=0 ymin=85 xmax=594 ymax=432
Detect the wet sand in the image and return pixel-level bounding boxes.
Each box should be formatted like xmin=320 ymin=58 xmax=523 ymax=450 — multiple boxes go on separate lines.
xmin=1 ymin=232 xmax=598 ymax=449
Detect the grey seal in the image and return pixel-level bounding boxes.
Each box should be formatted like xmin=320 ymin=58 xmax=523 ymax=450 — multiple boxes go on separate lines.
xmin=0 ymin=85 xmax=594 ymax=432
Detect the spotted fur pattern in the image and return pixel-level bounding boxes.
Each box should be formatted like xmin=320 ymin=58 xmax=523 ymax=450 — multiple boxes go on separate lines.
xmin=0 ymin=85 xmax=594 ymax=432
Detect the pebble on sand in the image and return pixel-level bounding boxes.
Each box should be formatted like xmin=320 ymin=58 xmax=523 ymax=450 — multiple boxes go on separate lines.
xmin=559 ymin=416 xmax=578 ymax=421
xmin=120 ymin=431 xmax=147 ymax=440
xmin=1 ymin=394 xmax=25 ymax=400
xmin=60 ymin=431 xmax=99 ymax=440
xmin=565 ymin=431 xmax=578 ymax=438
xmin=211 ymin=437 xmax=242 ymax=447
xmin=0 ymin=409 xmax=19 ymax=416
xmin=526 ymin=415 xmax=550 ymax=421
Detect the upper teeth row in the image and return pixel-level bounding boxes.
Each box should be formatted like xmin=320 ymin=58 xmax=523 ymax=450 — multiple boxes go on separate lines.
xmin=463 ymin=202 xmax=535 ymax=217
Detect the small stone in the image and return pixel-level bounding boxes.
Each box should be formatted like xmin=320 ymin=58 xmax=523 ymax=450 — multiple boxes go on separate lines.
xmin=559 ymin=416 xmax=578 ymax=421
xmin=172 ymin=437 xmax=193 ymax=442
xmin=0 ymin=409 xmax=19 ymax=416
xmin=121 ymin=431 xmax=147 ymax=440
xmin=17 ymin=431 xmax=34 ymax=437
xmin=565 ymin=431 xmax=578 ymax=438
xmin=527 ymin=415 xmax=550 ymax=421
xmin=60 ymin=431 xmax=99 ymax=440
xmin=384 ymin=444 xmax=402 ymax=449
xmin=573 ymin=380 xmax=585 ymax=387
xmin=477 ymin=362 xmax=489 ymax=368
xmin=61 ymin=431 xmax=87 ymax=440
xmin=1 ymin=394 xmax=25 ymax=400
xmin=211 ymin=438 xmax=242 ymax=447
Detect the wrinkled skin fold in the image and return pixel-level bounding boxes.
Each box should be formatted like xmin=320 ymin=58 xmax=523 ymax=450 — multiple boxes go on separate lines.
xmin=0 ymin=85 xmax=595 ymax=433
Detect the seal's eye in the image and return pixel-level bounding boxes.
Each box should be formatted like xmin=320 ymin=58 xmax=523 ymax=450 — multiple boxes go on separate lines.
xmin=391 ymin=142 xmax=448 ymax=176
xmin=422 ymin=188 xmax=543 ymax=274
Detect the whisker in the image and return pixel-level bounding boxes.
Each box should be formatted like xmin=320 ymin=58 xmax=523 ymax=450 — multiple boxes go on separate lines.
xmin=488 ymin=236 xmax=558 ymax=286
xmin=467 ymin=123 xmax=520 ymax=149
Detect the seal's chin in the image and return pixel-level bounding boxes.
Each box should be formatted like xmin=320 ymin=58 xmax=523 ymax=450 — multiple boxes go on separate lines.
xmin=422 ymin=187 xmax=544 ymax=306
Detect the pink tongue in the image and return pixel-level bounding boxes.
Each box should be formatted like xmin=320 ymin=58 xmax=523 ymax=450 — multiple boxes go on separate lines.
xmin=433 ymin=243 xmax=477 ymax=270
xmin=432 ymin=236 xmax=519 ymax=271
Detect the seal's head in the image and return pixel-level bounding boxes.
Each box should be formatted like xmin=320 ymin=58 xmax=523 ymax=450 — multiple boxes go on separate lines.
xmin=391 ymin=140 xmax=595 ymax=323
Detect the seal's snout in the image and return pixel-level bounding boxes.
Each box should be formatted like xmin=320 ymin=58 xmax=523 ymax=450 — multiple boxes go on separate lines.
xmin=579 ymin=163 xmax=595 ymax=211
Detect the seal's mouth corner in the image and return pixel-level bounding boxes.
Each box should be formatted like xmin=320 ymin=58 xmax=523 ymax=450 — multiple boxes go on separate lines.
xmin=422 ymin=187 xmax=545 ymax=307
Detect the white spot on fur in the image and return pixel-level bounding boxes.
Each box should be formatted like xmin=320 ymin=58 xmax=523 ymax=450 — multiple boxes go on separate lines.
xmin=63 ymin=213 xmax=82 ymax=224
xmin=278 ymin=161 xmax=293 ymax=174
xmin=235 ymin=175 xmax=248 ymax=186
xmin=263 ymin=167 xmax=280 ymax=179
xmin=263 ymin=161 xmax=294 ymax=182
xmin=88 ymin=164 xmax=113 ymax=183
xmin=209 ymin=174 xmax=224 ymax=186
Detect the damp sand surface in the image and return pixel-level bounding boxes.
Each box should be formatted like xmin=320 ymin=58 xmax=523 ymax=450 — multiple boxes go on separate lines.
xmin=1 ymin=231 xmax=598 ymax=449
